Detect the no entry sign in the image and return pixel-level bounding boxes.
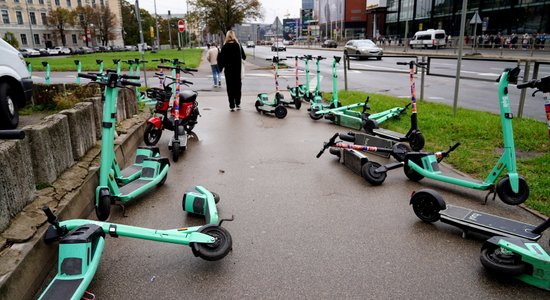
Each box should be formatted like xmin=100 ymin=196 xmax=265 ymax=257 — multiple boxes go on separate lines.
xmin=178 ymin=20 xmax=185 ymax=32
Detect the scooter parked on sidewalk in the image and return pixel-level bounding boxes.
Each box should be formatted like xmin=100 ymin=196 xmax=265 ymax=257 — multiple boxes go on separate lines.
xmin=38 ymin=194 xmax=233 ymax=299
xmin=309 ymin=56 xmax=341 ymax=119
xmin=408 ymin=189 xmax=550 ymax=291
xmin=516 ymin=74 xmax=550 ymax=138
xmin=369 ymin=68 xmax=529 ymax=205
xmin=78 ymin=72 xmax=170 ymax=221
xmin=254 ymin=56 xmax=288 ymax=119
xmin=359 ymin=60 xmax=426 ymax=151
xmin=286 ymin=55 xmax=307 ymax=103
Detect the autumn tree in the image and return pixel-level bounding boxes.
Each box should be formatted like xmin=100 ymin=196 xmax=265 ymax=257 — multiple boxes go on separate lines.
xmin=46 ymin=8 xmax=76 ymax=46
xmin=189 ymin=0 xmax=262 ymax=36
xmin=120 ymin=0 xmax=154 ymax=46
xmin=75 ymin=5 xmax=95 ymax=47
xmin=93 ymin=5 xmax=117 ymax=46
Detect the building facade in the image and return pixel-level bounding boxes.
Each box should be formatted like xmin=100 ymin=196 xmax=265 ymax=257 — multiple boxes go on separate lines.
xmin=383 ymin=0 xmax=550 ymax=39
xmin=312 ymin=0 xmax=367 ymax=40
xmin=0 ymin=0 xmax=123 ymax=49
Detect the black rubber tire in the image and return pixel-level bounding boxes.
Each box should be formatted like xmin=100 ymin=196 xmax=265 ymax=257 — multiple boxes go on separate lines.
xmin=411 ymin=191 xmax=441 ymax=223
xmin=190 ymin=225 xmax=233 ymax=261
xmin=172 ymin=142 xmax=180 ymax=162
xmin=255 ymin=100 xmax=262 ymax=113
xmin=309 ymin=108 xmax=323 ymax=120
xmin=329 ymin=147 xmax=341 ymax=158
xmin=480 ymin=245 xmax=529 ymax=276
xmin=339 ymin=132 xmax=355 ymax=142
xmin=408 ymin=132 xmax=425 ymax=151
xmin=144 ymin=123 xmax=162 ymax=146
xmin=496 ymin=176 xmax=529 ymax=205
xmin=294 ymin=97 xmax=302 ymax=110
xmin=404 ymin=155 xmax=424 ymax=182
xmin=274 ymin=105 xmax=287 ymax=119
xmin=393 ymin=143 xmax=412 ymax=162
xmin=0 ymin=82 xmax=19 ymax=130
xmin=211 ymin=192 xmax=220 ymax=204
xmin=361 ymin=161 xmax=387 ymax=185
xmin=95 ymin=194 xmax=111 ymax=221
xmin=377 ymin=56 xmax=382 ymax=60
xmin=157 ymin=172 xmax=168 ymax=187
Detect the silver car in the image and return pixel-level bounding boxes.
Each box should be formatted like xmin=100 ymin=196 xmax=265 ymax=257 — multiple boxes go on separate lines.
xmin=344 ymin=39 xmax=383 ymax=60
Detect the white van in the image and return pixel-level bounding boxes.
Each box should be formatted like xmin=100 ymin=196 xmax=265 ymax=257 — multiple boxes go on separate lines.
xmin=409 ymin=29 xmax=446 ymax=49
xmin=0 ymin=38 xmax=33 ymax=129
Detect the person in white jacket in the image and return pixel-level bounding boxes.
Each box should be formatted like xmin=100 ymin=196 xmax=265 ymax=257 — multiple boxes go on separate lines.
xmin=206 ymin=42 xmax=221 ymax=88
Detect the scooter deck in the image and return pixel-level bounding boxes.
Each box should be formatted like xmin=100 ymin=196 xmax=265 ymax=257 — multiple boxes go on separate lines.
xmin=372 ymin=127 xmax=405 ymax=140
xmin=441 ymin=205 xmax=540 ymax=240
xmin=341 ymin=149 xmax=368 ymax=175
xmin=353 ymin=133 xmax=393 ymax=159
xmin=120 ymin=164 xmax=140 ymax=178
xmin=40 ymin=279 xmax=83 ymax=300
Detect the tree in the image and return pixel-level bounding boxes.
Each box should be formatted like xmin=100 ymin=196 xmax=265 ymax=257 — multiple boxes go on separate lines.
xmin=120 ymin=0 xmax=154 ymax=46
xmin=46 ymin=8 xmax=76 ymax=46
xmin=93 ymin=5 xmax=117 ymax=46
xmin=189 ymin=0 xmax=262 ymax=36
xmin=75 ymin=5 xmax=95 ymax=47
xmin=2 ymin=32 xmax=19 ymax=48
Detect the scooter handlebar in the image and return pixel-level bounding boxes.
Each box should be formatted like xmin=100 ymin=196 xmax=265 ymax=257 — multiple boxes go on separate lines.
xmin=77 ymin=73 xmax=98 ymax=80
xmin=316 ymin=133 xmax=339 ymax=158
xmin=396 ymin=62 xmax=408 ymax=65
xmin=121 ymin=74 xmax=140 ymax=80
xmin=120 ymin=80 xmax=141 ymax=87
xmin=0 ymin=130 xmax=25 ymax=139
xmin=516 ymin=79 xmax=537 ymax=89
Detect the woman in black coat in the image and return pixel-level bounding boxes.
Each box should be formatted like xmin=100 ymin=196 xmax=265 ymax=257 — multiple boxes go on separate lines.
xmin=217 ymin=30 xmax=246 ymax=111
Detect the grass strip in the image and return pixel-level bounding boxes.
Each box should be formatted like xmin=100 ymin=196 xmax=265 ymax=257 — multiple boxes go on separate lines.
xmin=25 ymin=48 xmax=203 ymax=72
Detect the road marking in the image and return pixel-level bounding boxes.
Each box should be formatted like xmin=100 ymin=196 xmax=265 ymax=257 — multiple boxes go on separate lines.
xmin=398 ymin=96 xmax=410 ymax=98
xmin=428 ymin=96 xmax=445 ymax=100
xmin=478 ymin=73 xmax=500 ymax=77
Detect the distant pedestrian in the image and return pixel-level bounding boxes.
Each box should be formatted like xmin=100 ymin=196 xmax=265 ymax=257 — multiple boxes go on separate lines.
xmin=207 ymin=42 xmax=221 ymax=88
xmin=217 ymin=30 xmax=246 ymax=112
xmin=540 ymin=33 xmax=546 ymax=50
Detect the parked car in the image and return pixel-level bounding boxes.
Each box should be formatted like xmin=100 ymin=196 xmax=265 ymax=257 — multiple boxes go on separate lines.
xmin=69 ymin=47 xmax=83 ymax=54
xmin=79 ymin=46 xmax=94 ymax=54
xmin=271 ymin=42 xmax=286 ymax=51
xmin=321 ymin=39 xmax=338 ymax=48
xmin=246 ymin=41 xmax=255 ymax=48
xmin=35 ymin=48 xmax=49 ymax=56
xmin=46 ymin=48 xmax=59 ymax=55
xmin=0 ymin=39 xmax=33 ymax=129
xmin=19 ymin=48 xmax=40 ymax=57
xmin=125 ymin=45 xmax=137 ymax=51
xmin=343 ymin=39 xmax=383 ymax=60
xmin=54 ymin=47 xmax=71 ymax=55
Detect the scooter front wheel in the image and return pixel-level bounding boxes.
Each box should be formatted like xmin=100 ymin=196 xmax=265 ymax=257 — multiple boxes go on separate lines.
xmin=339 ymin=132 xmax=356 ymax=142
xmin=496 ymin=176 xmax=529 ymax=205
xmin=172 ymin=142 xmax=180 ymax=162
xmin=480 ymin=245 xmax=528 ymax=276
xmin=294 ymin=97 xmax=302 ymax=110
xmin=329 ymin=147 xmax=341 ymax=158
xmin=411 ymin=191 xmax=441 ymax=223
xmin=408 ymin=132 xmax=425 ymax=151
xmin=144 ymin=123 xmax=163 ymax=146
xmin=191 ymin=225 xmax=233 ymax=261
xmin=255 ymin=100 xmax=262 ymax=113
xmin=404 ymin=156 xmax=424 ymax=182
xmin=361 ymin=161 xmax=387 ymax=185
xmin=96 ymin=194 xmax=111 ymax=221
xmin=392 ymin=143 xmax=412 ymax=162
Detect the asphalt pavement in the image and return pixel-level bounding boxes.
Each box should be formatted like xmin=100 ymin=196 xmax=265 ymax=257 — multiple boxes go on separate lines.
xmin=54 ymin=55 xmax=550 ymax=299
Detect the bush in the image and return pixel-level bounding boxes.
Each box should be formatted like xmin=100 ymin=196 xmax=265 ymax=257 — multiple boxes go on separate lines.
xmin=2 ymin=32 xmax=19 ymax=49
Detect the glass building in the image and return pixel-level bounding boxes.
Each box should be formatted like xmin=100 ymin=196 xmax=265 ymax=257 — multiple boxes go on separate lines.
xmin=385 ymin=0 xmax=550 ymax=38
xmin=302 ymin=0 xmax=314 ymax=10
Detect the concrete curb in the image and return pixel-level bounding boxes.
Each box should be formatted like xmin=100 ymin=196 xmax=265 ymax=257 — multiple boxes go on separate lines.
xmin=0 ymin=114 xmax=148 ymax=300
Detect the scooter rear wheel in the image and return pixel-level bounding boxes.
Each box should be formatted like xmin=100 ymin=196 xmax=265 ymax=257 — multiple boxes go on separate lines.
xmin=144 ymin=123 xmax=162 ymax=146
xmin=339 ymin=132 xmax=356 ymax=142
xmin=496 ymin=176 xmax=529 ymax=205
xmin=191 ymin=225 xmax=233 ymax=261
xmin=392 ymin=143 xmax=412 ymax=162
xmin=294 ymin=97 xmax=302 ymax=110
xmin=309 ymin=108 xmax=323 ymax=120
xmin=361 ymin=161 xmax=387 ymax=185
xmin=329 ymin=147 xmax=341 ymax=158
xmin=480 ymin=245 xmax=528 ymax=276
xmin=411 ymin=191 xmax=441 ymax=223
xmin=274 ymin=106 xmax=287 ymax=119
xmin=255 ymin=100 xmax=262 ymax=113
xmin=96 ymin=194 xmax=111 ymax=221
xmin=211 ymin=192 xmax=220 ymax=204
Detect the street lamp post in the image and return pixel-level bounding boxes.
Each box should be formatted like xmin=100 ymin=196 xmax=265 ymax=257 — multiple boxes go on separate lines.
xmin=153 ymin=0 xmax=160 ymax=49
xmin=25 ymin=0 xmax=35 ymax=48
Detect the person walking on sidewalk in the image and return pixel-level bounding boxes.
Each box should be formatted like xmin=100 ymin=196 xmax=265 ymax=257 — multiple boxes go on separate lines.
xmin=207 ymin=42 xmax=221 ymax=88
xmin=217 ymin=30 xmax=246 ymax=112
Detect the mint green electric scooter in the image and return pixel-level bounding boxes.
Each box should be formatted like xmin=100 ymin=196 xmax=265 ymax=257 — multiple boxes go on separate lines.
xmin=78 ymin=72 xmax=170 ymax=220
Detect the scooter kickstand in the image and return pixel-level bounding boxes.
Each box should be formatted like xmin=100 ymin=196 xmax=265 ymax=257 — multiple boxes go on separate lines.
xmin=83 ymin=291 xmax=96 ymax=300
xmin=117 ymin=203 xmax=128 ymax=217
xmin=483 ymin=188 xmax=497 ymax=205
xmin=218 ymin=215 xmax=235 ymax=226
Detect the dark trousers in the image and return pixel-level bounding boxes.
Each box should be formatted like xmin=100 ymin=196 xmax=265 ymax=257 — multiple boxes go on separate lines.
xmin=225 ymin=75 xmax=242 ymax=109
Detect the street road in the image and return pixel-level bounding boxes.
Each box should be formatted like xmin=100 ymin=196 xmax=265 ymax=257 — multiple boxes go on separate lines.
xmin=59 ymin=89 xmax=549 ymax=299
xmin=33 ymin=46 xmax=550 ymax=121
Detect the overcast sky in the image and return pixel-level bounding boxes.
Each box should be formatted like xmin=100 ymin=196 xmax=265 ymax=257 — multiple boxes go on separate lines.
xmin=129 ymin=0 xmax=301 ymax=23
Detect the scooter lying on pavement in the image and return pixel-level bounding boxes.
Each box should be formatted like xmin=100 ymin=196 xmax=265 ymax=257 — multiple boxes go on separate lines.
xmin=409 ymin=189 xmax=550 ymax=291
xmin=316 ymin=133 xmax=411 ymax=185
xmin=38 ymin=187 xmax=233 ymax=299
xmin=365 ymin=67 xmax=529 ymax=205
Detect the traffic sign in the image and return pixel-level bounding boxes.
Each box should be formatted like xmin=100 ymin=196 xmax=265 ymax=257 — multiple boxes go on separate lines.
xmin=470 ymin=11 xmax=482 ymax=25
xmin=178 ymin=20 xmax=185 ymax=32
